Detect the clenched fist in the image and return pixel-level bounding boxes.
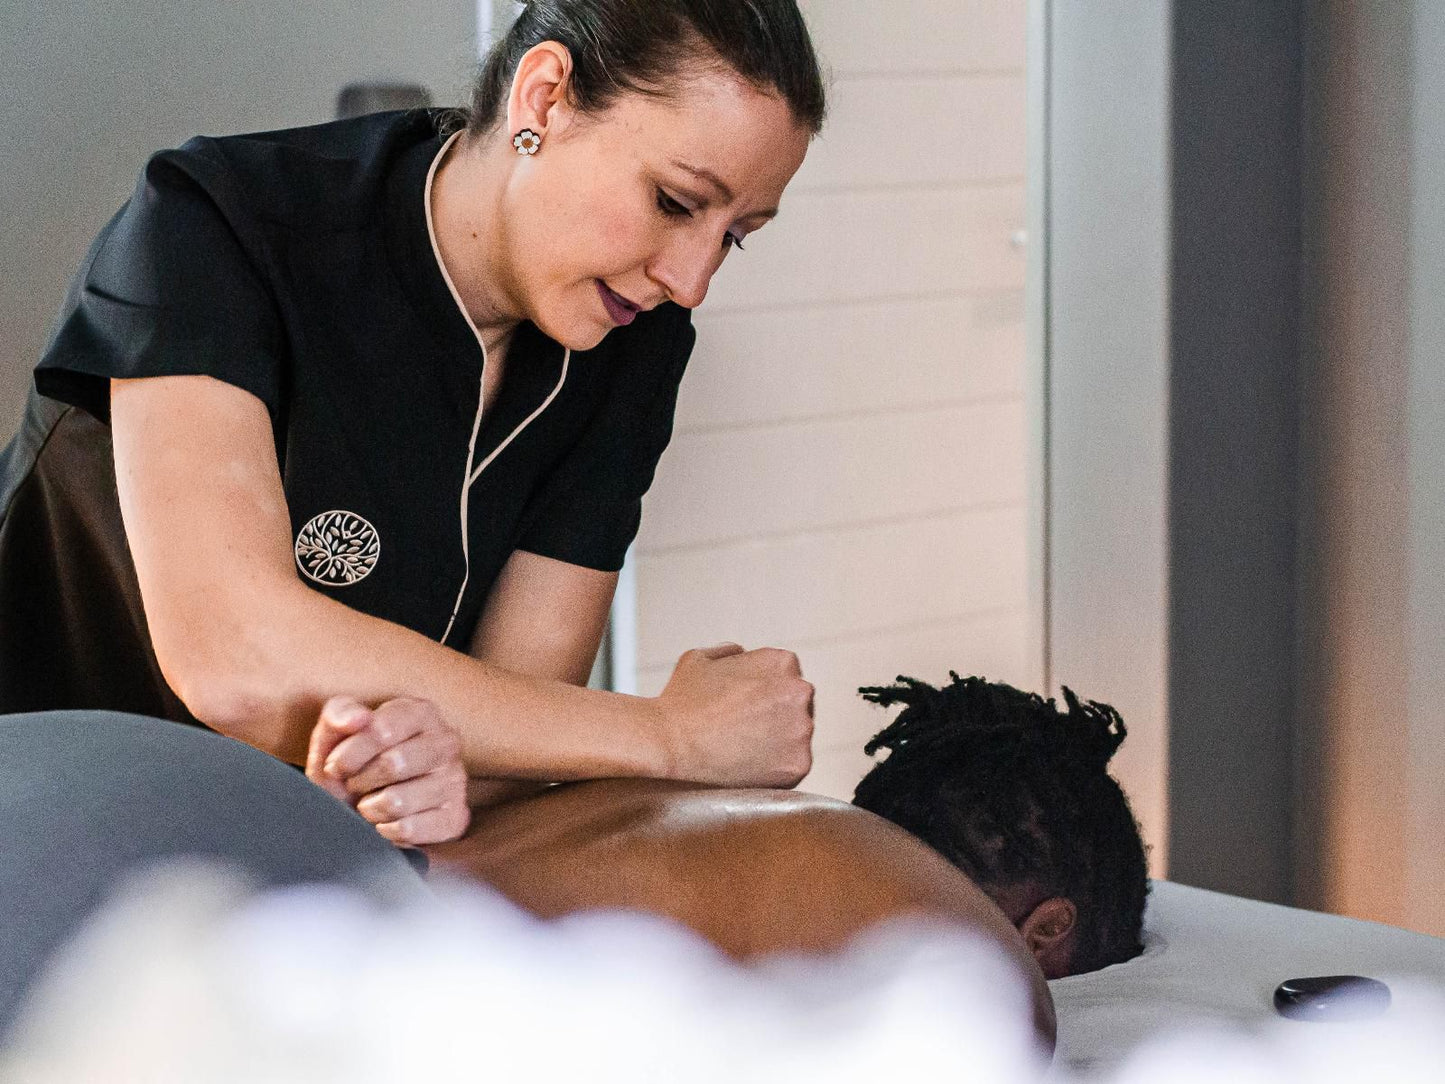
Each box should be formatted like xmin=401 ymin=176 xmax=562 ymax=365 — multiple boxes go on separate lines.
xmin=305 ymin=696 xmax=470 ymax=846
xmin=655 ymin=643 xmax=815 ymax=788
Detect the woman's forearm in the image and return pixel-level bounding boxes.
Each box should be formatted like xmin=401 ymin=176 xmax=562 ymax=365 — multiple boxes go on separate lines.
xmin=172 ymin=578 xmax=671 ymax=779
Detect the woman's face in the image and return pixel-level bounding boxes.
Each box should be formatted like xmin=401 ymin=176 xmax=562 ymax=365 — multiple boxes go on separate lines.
xmin=500 ymin=60 xmax=812 ymax=350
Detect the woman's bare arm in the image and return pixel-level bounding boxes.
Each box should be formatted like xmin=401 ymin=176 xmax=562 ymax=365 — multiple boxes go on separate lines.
xmin=468 ymin=550 xmax=615 ymax=687
xmin=110 ymin=374 xmax=813 ymax=783
xmin=459 ymin=550 xmax=615 ymax=805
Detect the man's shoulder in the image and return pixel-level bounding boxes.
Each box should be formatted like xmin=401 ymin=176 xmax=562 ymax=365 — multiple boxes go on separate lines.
xmin=562 ymin=779 xmax=863 ymax=832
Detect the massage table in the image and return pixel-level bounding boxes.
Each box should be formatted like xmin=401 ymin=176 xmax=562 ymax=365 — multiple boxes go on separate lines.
xmin=1049 ymin=880 xmax=1445 ymax=1078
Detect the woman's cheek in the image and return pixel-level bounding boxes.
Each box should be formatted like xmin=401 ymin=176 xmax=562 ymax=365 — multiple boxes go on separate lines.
xmin=591 ymin=201 xmax=660 ymax=269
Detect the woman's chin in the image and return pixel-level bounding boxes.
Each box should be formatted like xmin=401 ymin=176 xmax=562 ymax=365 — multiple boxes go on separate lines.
xmin=532 ymin=310 xmax=615 ymax=352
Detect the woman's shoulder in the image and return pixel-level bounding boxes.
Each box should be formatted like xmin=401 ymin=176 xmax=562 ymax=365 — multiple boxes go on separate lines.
xmin=139 ymin=109 xmax=443 ymax=232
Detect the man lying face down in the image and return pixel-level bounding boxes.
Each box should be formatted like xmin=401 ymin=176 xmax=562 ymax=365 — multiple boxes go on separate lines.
xmin=849 ymin=675 xmax=1149 ymax=980
xmin=419 ymin=674 xmax=1149 ymax=1043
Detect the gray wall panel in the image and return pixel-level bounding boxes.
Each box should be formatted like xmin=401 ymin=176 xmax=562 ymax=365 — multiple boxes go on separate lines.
xmin=1165 ymin=1 xmax=1304 ymax=903
xmin=1 ymin=0 xmax=477 ymax=435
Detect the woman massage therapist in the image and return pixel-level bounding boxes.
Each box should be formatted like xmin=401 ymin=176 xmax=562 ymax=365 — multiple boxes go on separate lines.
xmin=0 ymin=0 xmax=826 ymax=843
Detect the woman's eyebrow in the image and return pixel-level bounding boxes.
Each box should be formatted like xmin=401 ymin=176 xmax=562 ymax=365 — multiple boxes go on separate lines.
xmin=670 ymin=159 xmax=735 ymax=202
xmin=669 ymin=159 xmax=780 ymax=220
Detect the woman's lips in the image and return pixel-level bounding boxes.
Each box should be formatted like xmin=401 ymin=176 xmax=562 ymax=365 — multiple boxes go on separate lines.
xmin=597 ymin=280 xmax=639 ymax=326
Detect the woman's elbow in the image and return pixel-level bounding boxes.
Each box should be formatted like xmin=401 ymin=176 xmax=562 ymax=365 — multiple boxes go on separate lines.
xmin=154 ymin=613 xmax=309 ymax=759
xmin=171 ymin=672 xmax=301 ymax=761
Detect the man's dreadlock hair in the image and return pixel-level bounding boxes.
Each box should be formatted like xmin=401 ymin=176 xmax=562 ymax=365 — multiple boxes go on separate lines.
xmin=851 ymin=673 xmax=1148 ymax=974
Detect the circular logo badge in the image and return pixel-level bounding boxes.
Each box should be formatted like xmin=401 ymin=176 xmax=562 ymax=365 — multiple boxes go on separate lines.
xmin=294 ymin=510 xmax=380 ymax=586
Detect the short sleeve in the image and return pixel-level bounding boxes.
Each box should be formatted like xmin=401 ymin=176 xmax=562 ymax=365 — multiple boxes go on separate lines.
xmin=34 ymin=144 xmax=285 ymax=424
xmin=516 ymin=304 xmax=696 ymax=572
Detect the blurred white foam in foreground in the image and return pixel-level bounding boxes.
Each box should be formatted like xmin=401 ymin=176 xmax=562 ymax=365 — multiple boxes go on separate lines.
xmin=0 ymin=863 xmax=1043 ymax=1083
xmin=4 ymin=864 xmax=1445 ymax=1083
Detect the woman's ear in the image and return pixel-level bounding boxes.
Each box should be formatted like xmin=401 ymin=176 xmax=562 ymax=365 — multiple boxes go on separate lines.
xmin=505 ymin=41 xmax=575 ymax=143
xmin=1019 ymin=896 xmax=1078 ymax=979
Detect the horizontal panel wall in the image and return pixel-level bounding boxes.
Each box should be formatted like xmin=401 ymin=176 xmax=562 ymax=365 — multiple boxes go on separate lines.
xmin=800 ymin=0 xmax=1028 ymax=74
xmin=643 ymin=401 xmax=1026 ymax=550
xmin=636 ymin=0 xmax=1034 ymax=800
xmin=703 ymin=186 xmax=1025 ymax=313
xmin=682 ymin=294 xmax=1025 ymax=430
xmin=795 ymin=75 xmax=1027 ymax=190
xmin=638 ymin=507 xmax=1029 ymax=669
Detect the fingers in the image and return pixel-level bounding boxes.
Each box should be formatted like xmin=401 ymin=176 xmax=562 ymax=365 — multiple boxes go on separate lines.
xmin=356 ymin=768 xmax=466 ymax=825
xmin=680 ymin=643 xmax=802 ymax=674
xmin=774 ymin=744 xmax=813 ymax=789
xmin=312 ymin=696 xmax=469 ymax=845
xmin=322 ymin=697 xmax=433 ymax=780
xmin=745 ymin=646 xmax=803 ymax=677
xmin=771 ymin=676 xmax=815 ymax=787
xmin=306 ymin=696 xmax=372 ymax=801
xmin=344 ymin=727 xmax=461 ymax=796
xmin=690 ymin=642 xmax=746 ymax=661
xmin=374 ymin=802 xmax=472 ymax=846
xmin=660 ymin=640 xmax=816 ymax=789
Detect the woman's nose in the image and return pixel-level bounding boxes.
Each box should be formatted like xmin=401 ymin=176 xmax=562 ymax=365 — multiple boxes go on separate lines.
xmin=649 ymin=238 xmax=720 ymax=311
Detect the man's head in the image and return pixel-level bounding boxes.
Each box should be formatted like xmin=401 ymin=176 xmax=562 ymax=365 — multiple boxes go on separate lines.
xmin=851 ymin=674 xmax=1148 ymax=979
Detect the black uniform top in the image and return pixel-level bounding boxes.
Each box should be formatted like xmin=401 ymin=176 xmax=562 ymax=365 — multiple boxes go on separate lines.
xmin=0 ymin=109 xmax=694 ymax=723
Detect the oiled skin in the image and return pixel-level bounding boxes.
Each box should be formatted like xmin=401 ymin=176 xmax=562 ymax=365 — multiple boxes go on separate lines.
xmin=424 ymin=779 xmax=1056 ymax=1046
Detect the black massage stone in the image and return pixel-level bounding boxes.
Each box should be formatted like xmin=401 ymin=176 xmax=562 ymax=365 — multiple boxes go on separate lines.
xmin=1273 ymin=975 xmax=1391 ymax=1021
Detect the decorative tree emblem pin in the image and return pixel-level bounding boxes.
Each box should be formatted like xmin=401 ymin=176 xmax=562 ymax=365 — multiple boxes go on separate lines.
xmin=294 ymin=510 xmax=381 ymax=586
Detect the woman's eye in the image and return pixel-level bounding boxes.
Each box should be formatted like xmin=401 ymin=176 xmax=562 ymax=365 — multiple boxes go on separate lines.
xmin=656 ymin=190 xmax=691 ymax=217
xmin=656 ymin=188 xmax=745 ymax=251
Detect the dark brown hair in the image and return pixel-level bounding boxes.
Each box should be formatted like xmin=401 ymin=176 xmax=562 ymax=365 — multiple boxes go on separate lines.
xmin=459 ymin=0 xmax=827 ymax=136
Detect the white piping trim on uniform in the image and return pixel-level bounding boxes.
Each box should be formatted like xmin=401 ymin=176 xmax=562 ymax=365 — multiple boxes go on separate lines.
xmin=424 ymin=131 xmax=571 ymax=645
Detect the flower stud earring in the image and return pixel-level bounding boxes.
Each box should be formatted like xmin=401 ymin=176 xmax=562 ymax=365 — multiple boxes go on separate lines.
xmin=513 ymin=128 xmax=542 ymax=155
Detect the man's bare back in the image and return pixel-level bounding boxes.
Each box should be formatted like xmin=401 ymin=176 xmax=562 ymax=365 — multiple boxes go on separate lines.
xmin=424 ymin=778 xmax=1056 ymax=1044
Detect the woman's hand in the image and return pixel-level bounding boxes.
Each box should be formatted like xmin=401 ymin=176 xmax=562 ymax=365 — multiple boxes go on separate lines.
xmin=656 ymin=644 xmax=815 ymax=788
xmin=305 ymin=696 xmax=471 ymax=845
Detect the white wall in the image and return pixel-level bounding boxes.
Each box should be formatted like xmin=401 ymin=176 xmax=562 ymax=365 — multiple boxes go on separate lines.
xmin=633 ymin=0 xmax=1035 ymax=799
xmin=0 ymin=0 xmax=476 ymax=434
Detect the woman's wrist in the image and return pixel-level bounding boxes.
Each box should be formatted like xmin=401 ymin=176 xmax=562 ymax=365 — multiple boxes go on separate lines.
xmin=631 ymin=693 xmax=683 ymax=781
xmin=451 ymin=667 xmax=678 ymax=783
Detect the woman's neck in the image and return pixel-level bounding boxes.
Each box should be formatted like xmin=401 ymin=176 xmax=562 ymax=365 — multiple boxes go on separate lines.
xmin=429 ymin=131 xmax=521 ymax=359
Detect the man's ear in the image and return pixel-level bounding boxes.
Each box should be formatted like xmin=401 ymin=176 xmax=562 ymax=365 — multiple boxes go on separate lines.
xmin=1019 ymin=896 xmax=1077 ymax=980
